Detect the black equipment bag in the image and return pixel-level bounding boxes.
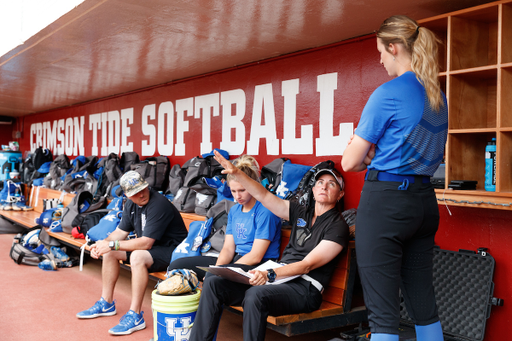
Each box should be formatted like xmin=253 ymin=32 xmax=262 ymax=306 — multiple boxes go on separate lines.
xmin=95 ymin=153 xmax=123 ymax=198
xmin=286 ymin=160 xmax=336 ymax=207
xmin=72 ymin=209 xmax=111 ymax=236
xmin=120 ymin=151 xmax=140 ymax=173
xmin=172 ymin=186 xmax=197 ymax=213
xmin=261 ymin=157 xmax=288 ymax=193
xmin=61 ymin=190 xmax=107 ymax=233
xmin=166 ymin=164 xmax=186 ymax=196
xmin=203 ymin=199 xmax=236 ymax=252
xmin=182 ymin=155 xmax=225 ymax=188
xmin=339 ymin=247 xmax=504 ymax=341
xmin=130 ymin=155 xmax=170 ymax=192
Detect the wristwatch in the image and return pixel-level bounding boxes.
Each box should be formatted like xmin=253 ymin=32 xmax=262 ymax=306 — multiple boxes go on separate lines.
xmin=267 ymin=269 xmax=276 ymax=283
xmin=108 ymin=241 xmax=115 ymax=250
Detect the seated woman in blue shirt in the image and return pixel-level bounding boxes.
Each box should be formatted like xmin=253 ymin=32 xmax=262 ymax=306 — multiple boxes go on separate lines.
xmin=168 ymin=154 xmax=281 ymax=281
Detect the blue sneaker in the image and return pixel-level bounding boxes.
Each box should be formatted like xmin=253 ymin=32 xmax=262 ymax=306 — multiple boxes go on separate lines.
xmin=38 ymin=259 xmax=57 ymax=271
xmin=108 ymin=310 xmax=146 ymax=335
xmin=50 ymin=246 xmax=69 ymax=262
xmin=76 ymin=298 xmax=116 ymax=319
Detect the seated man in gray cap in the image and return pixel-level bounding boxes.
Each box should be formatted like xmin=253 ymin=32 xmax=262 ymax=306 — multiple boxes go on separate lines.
xmin=76 ymin=170 xmax=188 ymax=336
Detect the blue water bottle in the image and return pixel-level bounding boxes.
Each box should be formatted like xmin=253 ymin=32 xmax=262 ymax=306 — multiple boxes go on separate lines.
xmin=485 ymin=138 xmax=496 ymax=192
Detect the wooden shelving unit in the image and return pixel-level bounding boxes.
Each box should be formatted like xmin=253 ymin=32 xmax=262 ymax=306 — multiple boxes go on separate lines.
xmin=419 ymin=0 xmax=512 ymax=210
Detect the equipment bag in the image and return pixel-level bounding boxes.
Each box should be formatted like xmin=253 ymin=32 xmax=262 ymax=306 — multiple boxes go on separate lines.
xmin=9 ymin=227 xmax=60 ymax=266
xmin=190 ymin=181 xmax=218 ymax=216
xmin=86 ymin=210 xmax=123 ymax=242
xmin=172 ymin=186 xmax=197 ymax=213
xmin=120 ymin=151 xmax=140 ymax=172
xmin=130 ymin=155 xmax=170 ymax=192
xmin=287 ymin=160 xmax=336 ymax=207
xmin=171 ymin=220 xmax=212 ymax=262
xmin=61 ymin=190 xmax=107 ymax=233
xmin=166 ymin=164 xmax=186 ymax=196
xmin=73 ymin=208 xmax=111 ymax=236
xmin=95 ymin=153 xmax=123 ymax=198
xmin=274 ymin=160 xmax=311 ymax=199
xmin=183 ymin=153 xmax=226 ymax=188
xmin=61 ymin=170 xmax=99 ymax=194
xmin=45 ymin=154 xmax=71 ymax=190
xmin=261 ymin=157 xmax=288 ymax=193
xmin=203 ymin=199 xmax=236 ymax=252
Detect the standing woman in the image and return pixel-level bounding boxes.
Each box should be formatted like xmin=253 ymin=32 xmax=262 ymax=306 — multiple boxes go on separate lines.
xmin=168 ymin=155 xmax=281 ymax=280
xmin=342 ymin=15 xmax=448 ymax=341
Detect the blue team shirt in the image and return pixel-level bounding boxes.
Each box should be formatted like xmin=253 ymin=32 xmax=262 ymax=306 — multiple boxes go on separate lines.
xmin=355 ymin=71 xmax=448 ymax=176
xmin=225 ymin=201 xmax=281 ymax=260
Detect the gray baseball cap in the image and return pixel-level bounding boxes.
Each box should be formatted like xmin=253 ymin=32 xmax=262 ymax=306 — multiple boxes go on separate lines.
xmin=120 ymin=171 xmax=149 ymax=197
xmin=314 ymin=168 xmax=344 ymax=190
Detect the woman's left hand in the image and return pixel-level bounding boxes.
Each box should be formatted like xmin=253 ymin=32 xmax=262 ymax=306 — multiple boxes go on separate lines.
xmin=248 ymin=270 xmax=268 ymax=286
xmin=213 ymin=150 xmax=238 ymax=175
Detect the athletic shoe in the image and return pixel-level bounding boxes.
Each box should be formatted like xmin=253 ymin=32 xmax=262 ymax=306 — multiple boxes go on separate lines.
xmin=12 ymin=201 xmax=34 ymax=211
xmin=2 ymin=202 xmax=12 ymax=211
xmin=76 ymin=298 xmax=117 ymax=319
xmin=38 ymin=259 xmax=57 ymax=271
xmin=50 ymin=246 xmax=70 ymax=262
xmin=108 ymin=310 xmax=146 ymax=335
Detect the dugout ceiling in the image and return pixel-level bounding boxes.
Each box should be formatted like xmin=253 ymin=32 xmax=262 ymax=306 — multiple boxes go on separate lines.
xmin=0 ymin=0 xmax=495 ymax=117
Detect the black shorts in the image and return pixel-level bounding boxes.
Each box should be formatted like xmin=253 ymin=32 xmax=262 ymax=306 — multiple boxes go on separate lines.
xmin=125 ymin=244 xmax=175 ymax=273
xmin=356 ymin=177 xmax=440 ymax=334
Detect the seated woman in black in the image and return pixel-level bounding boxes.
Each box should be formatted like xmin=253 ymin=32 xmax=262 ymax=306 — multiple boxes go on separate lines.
xmin=189 ymin=151 xmax=350 ymax=341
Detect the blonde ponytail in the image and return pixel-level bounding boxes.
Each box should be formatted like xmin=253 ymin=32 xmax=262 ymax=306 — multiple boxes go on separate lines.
xmin=377 ymin=15 xmax=444 ymax=112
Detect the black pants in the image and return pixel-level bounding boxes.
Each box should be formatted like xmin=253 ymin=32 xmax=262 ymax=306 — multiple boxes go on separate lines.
xmin=356 ymin=178 xmax=440 ymax=334
xmin=189 ymin=276 xmax=323 ymax=341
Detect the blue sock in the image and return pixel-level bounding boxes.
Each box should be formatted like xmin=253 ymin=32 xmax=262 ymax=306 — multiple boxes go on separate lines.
xmin=415 ymin=321 xmax=444 ymax=341
xmin=370 ymin=333 xmax=398 ymax=341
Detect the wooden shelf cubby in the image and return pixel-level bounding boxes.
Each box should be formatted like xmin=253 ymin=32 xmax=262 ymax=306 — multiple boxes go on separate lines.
xmin=419 ymin=0 xmax=512 ymax=210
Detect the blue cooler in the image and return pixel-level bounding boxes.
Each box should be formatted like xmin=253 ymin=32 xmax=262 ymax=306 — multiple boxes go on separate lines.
xmin=0 ymin=151 xmax=22 ymax=181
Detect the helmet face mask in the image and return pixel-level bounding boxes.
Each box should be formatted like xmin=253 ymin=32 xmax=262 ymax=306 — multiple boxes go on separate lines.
xmin=120 ymin=171 xmax=149 ymax=197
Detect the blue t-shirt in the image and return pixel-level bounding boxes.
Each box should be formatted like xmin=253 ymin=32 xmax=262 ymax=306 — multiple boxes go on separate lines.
xmin=355 ymin=71 xmax=448 ymax=176
xmin=225 ymin=201 xmax=281 ymax=260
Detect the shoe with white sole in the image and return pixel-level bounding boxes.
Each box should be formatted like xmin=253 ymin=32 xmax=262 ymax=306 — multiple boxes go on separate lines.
xmin=76 ymin=298 xmax=116 ymax=319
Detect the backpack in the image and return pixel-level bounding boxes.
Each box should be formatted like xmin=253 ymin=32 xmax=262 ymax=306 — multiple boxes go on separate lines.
xmin=61 ymin=190 xmax=107 ymax=233
xmin=22 ymin=154 xmax=36 ymax=184
xmin=61 ymin=171 xmax=99 ymax=194
xmin=203 ymin=199 xmax=236 ymax=253
xmin=286 ymin=160 xmax=336 ymax=207
xmin=120 ymin=151 xmax=140 ymax=172
xmin=130 ymin=155 xmax=170 ymax=192
xmin=9 ymin=227 xmax=60 ymax=266
xmin=183 ymin=154 xmax=226 ymax=188
xmin=45 ymin=154 xmax=71 ymax=189
xmin=171 ymin=220 xmax=212 ymax=262
xmin=274 ymin=160 xmax=312 ymax=199
xmin=95 ymin=153 xmax=123 ymax=198
xmin=190 ymin=181 xmax=218 ymax=216
xmin=72 ymin=208 xmax=111 ymax=237
xmin=172 ymin=186 xmax=197 ymax=213
xmin=32 ymin=147 xmax=53 ymax=171
xmin=261 ymin=157 xmax=288 ymax=193
xmin=166 ymin=164 xmax=186 ymax=196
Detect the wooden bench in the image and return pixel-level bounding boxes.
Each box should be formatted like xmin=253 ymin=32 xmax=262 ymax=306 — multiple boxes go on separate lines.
xmin=0 ymin=185 xmax=366 ymax=336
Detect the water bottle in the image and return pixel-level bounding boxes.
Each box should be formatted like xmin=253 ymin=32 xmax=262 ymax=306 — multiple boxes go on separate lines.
xmin=485 ymin=138 xmax=496 ymax=192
